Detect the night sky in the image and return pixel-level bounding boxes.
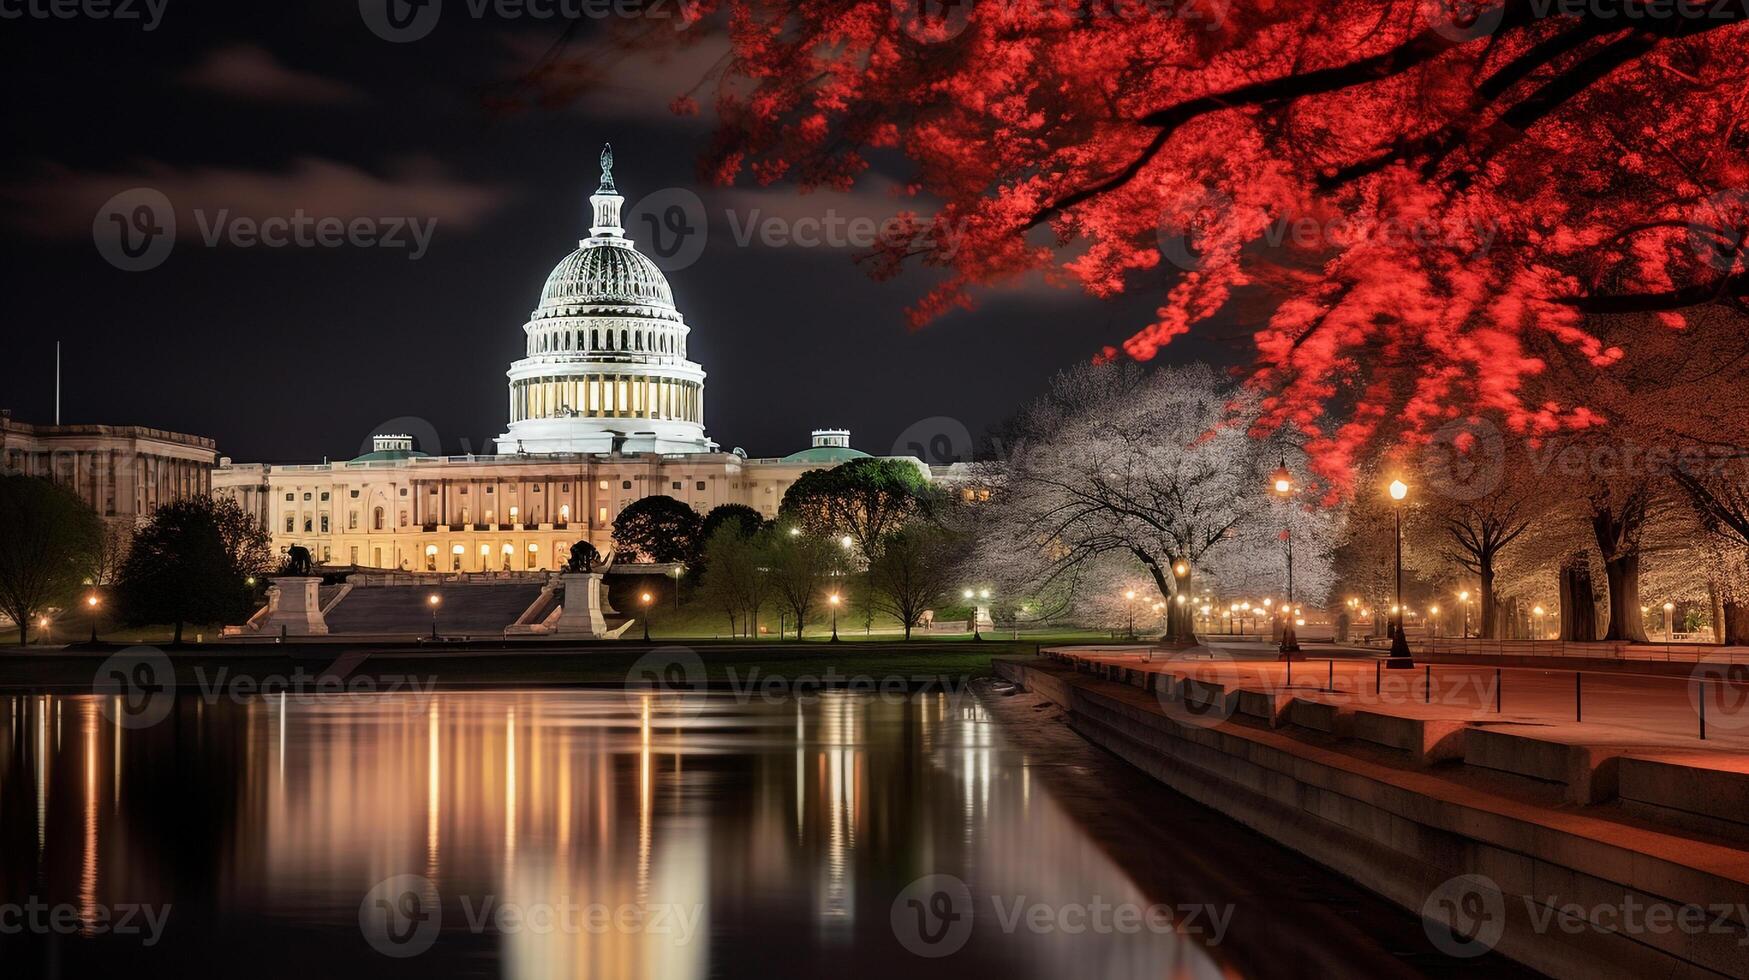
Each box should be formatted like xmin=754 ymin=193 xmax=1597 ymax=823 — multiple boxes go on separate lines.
xmin=0 ymin=2 xmax=1222 ymax=463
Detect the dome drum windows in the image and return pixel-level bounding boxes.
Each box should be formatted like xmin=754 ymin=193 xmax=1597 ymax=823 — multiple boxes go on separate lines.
xmin=511 ymin=373 xmax=704 ymax=423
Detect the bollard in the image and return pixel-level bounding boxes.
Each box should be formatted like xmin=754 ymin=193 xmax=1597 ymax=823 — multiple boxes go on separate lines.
xmin=1495 ymin=668 xmax=1502 ymax=714
xmin=1575 ymin=672 xmax=1582 ymax=723
xmin=1375 ymin=660 xmax=1381 ymax=696
xmin=1286 ymin=657 xmax=1293 ymax=689
xmin=1424 ymin=664 xmax=1432 ymax=705
xmin=1327 ymin=658 xmax=1334 ymax=693
xmin=1701 ymin=680 xmax=1707 ymax=740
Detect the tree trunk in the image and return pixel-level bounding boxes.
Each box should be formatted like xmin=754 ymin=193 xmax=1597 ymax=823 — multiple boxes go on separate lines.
xmin=1165 ymin=568 xmax=1198 ymax=644
xmin=1721 ymin=600 xmax=1749 ymax=647
xmin=1497 ymin=595 xmax=1518 ymax=639
xmin=1478 ymin=563 xmax=1499 ymax=639
xmin=1711 ymin=584 xmax=1726 ymax=646
xmin=1721 ymin=602 xmax=1749 ymax=647
xmin=1559 ymin=562 xmax=1597 ymax=642
xmin=173 ymin=620 xmax=184 ymax=646
xmin=1601 ymin=553 xmax=1650 ymax=642
xmin=17 ymin=622 xmax=25 ymax=647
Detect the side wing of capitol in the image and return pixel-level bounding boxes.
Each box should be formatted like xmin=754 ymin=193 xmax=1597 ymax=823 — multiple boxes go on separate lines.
xmin=212 ymin=148 xmax=936 ymax=572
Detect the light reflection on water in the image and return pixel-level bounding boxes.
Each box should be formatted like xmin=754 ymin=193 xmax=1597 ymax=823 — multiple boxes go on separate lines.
xmin=0 ymin=691 xmax=1214 ymax=978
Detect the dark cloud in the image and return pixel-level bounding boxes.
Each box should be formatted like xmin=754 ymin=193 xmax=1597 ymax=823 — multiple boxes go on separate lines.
xmin=181 ymin=43 xmax=365 ymax=105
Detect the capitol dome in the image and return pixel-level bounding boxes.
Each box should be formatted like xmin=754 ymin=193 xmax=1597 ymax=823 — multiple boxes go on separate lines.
xmin=538 ymin=238 xmax=676 ymax=312
xmin=495 ymin=144 xmax=713 ymax=457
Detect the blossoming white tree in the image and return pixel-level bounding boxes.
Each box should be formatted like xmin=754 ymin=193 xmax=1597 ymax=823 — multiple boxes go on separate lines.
xmin=967 ymin=361 xmax=1332 ymax=642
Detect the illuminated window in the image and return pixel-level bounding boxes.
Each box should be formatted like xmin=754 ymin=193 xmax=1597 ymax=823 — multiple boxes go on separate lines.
xmin=598 ymin=506 xmax=608 ymax=524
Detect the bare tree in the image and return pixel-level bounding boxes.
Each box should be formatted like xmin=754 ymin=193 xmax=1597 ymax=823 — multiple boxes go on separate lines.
xmin=867 ymin=526 xmax=959 ymax=640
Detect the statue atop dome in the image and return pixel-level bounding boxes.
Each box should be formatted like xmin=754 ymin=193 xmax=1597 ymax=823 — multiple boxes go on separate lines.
xmin=599 ymin=143 xmax=615 ymax=192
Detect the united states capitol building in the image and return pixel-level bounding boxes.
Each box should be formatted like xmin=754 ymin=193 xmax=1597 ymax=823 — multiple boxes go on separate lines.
xmin=214 ymin=148 xmax=929 ymax=572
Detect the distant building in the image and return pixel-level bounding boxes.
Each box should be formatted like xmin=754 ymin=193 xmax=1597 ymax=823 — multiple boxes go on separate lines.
xmin=212 ymin=147 xmax=932 ymax=572
xmin=0 ymin=410 xmax=217 ymax=525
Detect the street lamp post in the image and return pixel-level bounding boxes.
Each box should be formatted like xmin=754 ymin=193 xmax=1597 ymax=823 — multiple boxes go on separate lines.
xmin=672 ymin=566 xmax=684 ymax=612
xmin=86 ymin=593 xmax=101 ymax=644
xmin=1459 ymin=590 xmax=1471 ymax=639
xmin=1270 ymin=460 xmax=1301 ymax=658
xmin=1169 ymin=559 xmax=1191 ymax=645
xmin=1387 ymin=479 xmax=1414 ymax=668
xmin=1124 ymin=590 xmax=1136 ymax=640
xmin=641 ymin=592 xmax=653 ymax=642
xmin=964 ymin=589 xmax=982 ymax=641
xmin=829 ymin=593 xmax=841 ymax=642
xmin=428 ymin=593 xmax=441 ymax=640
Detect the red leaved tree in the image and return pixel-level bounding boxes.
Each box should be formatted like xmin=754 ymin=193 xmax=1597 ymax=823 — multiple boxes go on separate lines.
xmin=575 ymin=0 xmax=1749 ymax=489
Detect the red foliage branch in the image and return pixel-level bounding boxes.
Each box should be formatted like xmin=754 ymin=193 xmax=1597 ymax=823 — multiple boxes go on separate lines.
xmin=603 ymin=0 xmax=1749 ymax=490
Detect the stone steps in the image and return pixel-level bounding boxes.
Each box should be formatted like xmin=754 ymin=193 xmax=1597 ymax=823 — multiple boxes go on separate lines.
xmin=999 ymin=654 xmax=1749 ymax=978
